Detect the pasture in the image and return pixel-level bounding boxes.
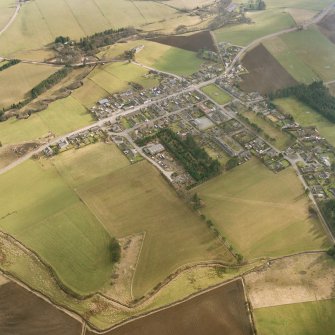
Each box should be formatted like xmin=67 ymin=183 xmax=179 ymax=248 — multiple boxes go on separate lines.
xmin=265 ymin=28 xmax=335 ymax=83
xmin=0 ymin=158 xmax=117 ymax=295
xmin=201 ymin=84 xmax=232 ymax=105
xmin=0 ymin=282 xmax=82 ymax=335
xmin=0 ymin=63 xmax=58 ymax=108
xmin=214 ymin=9 xmax=295 ymax=46
xmin=254 ymin=299 xmax=335 ymax=335
xmin=196 ymin=159 xmax=329 ymax=259
xmin=274 ymin=97 xmax=335 ymax=147
xmin=60 ymin=155 xmax=233 ymax=298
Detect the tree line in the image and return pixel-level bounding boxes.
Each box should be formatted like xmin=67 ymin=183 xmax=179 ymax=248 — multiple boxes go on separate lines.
xmin=269 ymin=81 xmax=335 ymax=123
xmin=0 ymin=59 xmax=20 ymax=72
xmin=157 ymin=128 xmax=221 ymax=182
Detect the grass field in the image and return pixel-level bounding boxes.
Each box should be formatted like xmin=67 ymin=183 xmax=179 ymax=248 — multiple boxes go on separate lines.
xmin=53 ymin=147 xmax=233 ymax=297
xmin=241 ymin=111 xmax=294 ymax=150
xmin=0 ymin=63 xmax=58 ymax=108
xmin=0 ymin=0 xmax=15 ymax=30
xmin=0 ymin=157 xmax=117 ymax=295
xmin=254 ymin=299 xmax=335 ymax=335
xmin=196 ymin=159 xmax=329 ymax=259
xmin=201 ymin=84 xmax=232 ymax=105
xmin=214 ymin=9 xmax=295 ymax=46
xmin=274 ymin=97 xmax=335 ymax=147
xmin=264 ymin=28 xmax=335 ymax=83
xmin=0 ymin=96 xmax=94 ymax=145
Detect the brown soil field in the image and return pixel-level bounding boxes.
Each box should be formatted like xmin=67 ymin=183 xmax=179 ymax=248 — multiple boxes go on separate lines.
xmin=318 ymin=13 xmax=335 ymax=44
xmin=88 ymin=279 xmax=252 ymax=335
xmin=240 ymin=44 xmax=297 ymax=94
xmin=151 ymin=31 xmax=217 ymax=52
xmin=0 ymin=282 xmax=82 ymax=335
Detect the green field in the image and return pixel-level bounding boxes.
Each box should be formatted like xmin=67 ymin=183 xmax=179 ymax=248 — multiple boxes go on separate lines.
xmin=264 ymin=28 xmax=335 ymax=83
xmin=274 ymin=97 xmax=335 ymax=147
xmin=0 ymin=96 xmax=94 ymax=145
xmin=214 ymin=9 xmax=295 ymax=46
xmin=196 ymin=159 xmax=329 ymax=259
xmin=254 ymin=299 xmax=335 ymax=335
xmin=0 ymin=155 xmax=118 ymax=295
xmin=53 ymin=147 xmax=233 ymax=297
xmin=201 ymin=84 xmax=232 ymax=105
xmin=0 ymin=63 xmax=58 ymax=108
xmin=242 ymin=111 xmax=294 ymax=150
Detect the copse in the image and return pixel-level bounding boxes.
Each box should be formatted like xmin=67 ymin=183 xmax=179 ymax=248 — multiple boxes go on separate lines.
xmin=0 ymin=59 xmax=20 ymax=72
xmin=110 ymin=238 xmax=121 ymax=263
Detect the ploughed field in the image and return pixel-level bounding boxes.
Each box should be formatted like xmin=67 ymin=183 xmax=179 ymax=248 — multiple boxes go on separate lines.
xmin=87 ymin=279 xmax=252 ymax=335
xmin=0 ymin=282 xmax=81 ymax=335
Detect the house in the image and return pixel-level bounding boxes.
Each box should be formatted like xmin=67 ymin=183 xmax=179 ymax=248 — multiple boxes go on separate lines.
xmin=44 ymin=146 xmax=53 ymax=157
xmin=58 ymin=138 xmax=69 ymax=149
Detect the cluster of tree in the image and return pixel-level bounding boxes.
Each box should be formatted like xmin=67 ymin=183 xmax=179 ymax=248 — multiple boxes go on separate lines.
xmin=124 ymin=49 xmax=136 ymax=61
xmin=31 ymin=66 xmax=72 ymax=99
xmin=226 ymin=157 xmax=239 ymax=170
xmin=320 ymin=199 xmax=335 ymax=232
xmin=157 ymin=128 xmax=221 ymax=182
xmin=134 ymin=133 xmax=157 ymax=147
xmin=54 ymin=36 xmax=70 ymax=44
xmin=327 ymin=245 xmax=335 ymax=259
xmin=110 ymin=238 xmax=121 ymax=263
xmin=269 ymin=81 xmax=335 ymax=123
xmin=244 ymin=0 xmax=266 ymax=10
xmin=197 ymin=49 xmax=218 ymax=62
xmin=78 ymin=27 xmax=136 ymax=52
xmin=191 ymin=193 xmax=202 ymax=210
xmin=0 ymin=59 xmax=20 ymax=72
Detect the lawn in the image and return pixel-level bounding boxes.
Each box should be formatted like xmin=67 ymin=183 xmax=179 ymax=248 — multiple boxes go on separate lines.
xmin=58 ymin=156 xmax=234 ymax=298
xmin=214 ymin=9 xmax=295 ymax=46
xmin=196 ymin=159 xmax=329 ymax=259
xmin=0 ymin=63 xmax=58 ymax=108
xmin=241 ymin=111 xmax=294 ymax=150
xmin=274 ymin=97 xmax=335 ymax=147
xmin=265 ymin=28 xmax=335 ymax=83
xmin=201 ymin=84 xmax=232 ymax=105
xmin=254 ymin=299 xmax=335 ymax=335
xmin=0 ymin=158 xmax=116 ymax=296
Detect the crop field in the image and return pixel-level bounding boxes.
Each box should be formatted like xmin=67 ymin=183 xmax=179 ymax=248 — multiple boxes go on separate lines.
xmin=265 ymin=28 xmax=335 ymax=83
xmin=254 ymin=299 xmax=335 ymax=335
xmin=265 ymin=0 xmax=334 ymax=11
xmin=201 ymin=84 xmax=232 ymax=105
xmin=196 ymin=159 xmax=329 ymax=259
xmin=214 ymin=9 xmax=295 ymax=46
xmin=0 ymin=0 xmax=195 ymax=57
xmin=56 ymin=152 xmax=233 ymax=297
xmin=167 ymin=0 xmax=214 ymax=9
xmin=0 ymin=0 xmax=15 ymax=30
xmin=240 ymin=44 xmax=297 ymax=94
xmin=274 ymin=97 xmax=335 ymax=147
xmin=0 ymin=282 xmax=82 ymax=335
xmin=318 ymin=13 xmax=335 ymax=44
xmin=0 ymin=63 xmax=58 ymax=108
xmin=0 ymin=158 xmax=117 ymax=295
xmin=87 ymin=279 xmax=252 ymax=335
xmin=241 ymin=111 xmax=294 ymax=150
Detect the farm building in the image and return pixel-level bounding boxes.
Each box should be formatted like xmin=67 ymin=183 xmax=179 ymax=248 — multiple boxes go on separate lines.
xmin=144 ymin=144 xmax=165 ymax=155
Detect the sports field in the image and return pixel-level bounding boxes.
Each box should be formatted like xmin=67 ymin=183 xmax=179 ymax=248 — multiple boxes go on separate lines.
xmin=0 ymin=63 xmax=58 ymax=108
xmin=54 ymin=147 xmax=233 ymax=298
xmin=214 ymin=9 xmax=295 ymax=46
xmin=0 ymin=158 xmax=116 ymax=295
xmin=265 ymin=28 xmax=335 ymax=83
xmin=196 ymin=159 xmax=329 ymax=259
xmin=254 ymin=299 xmax=335 ymax=335
xmin=274 ymin=97 xmax=335 ymax=147
xmin=201 ymin=84 xmax=232 ymax=105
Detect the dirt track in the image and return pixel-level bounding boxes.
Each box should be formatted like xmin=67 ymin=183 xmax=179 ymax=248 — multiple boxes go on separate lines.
xmin=240 ymin=44 xmax=297 ymax=94
xmin=0 ymin=282 xmax=82 ymax=335
xmin=88 ymin=279 xmax=252 ymax=335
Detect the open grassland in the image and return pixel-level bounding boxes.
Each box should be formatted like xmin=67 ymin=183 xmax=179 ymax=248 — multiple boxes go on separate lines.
xmin=265 ymin=0 xmax=334 ymax=11
xmin=0 ymin=282 xmax=82 ymax=335
xmin=274 ymin=97 xmax=335 ymax=147
xmin=0 ymin=0 xmax=191 ymax=57
xmin=0 ymin=157 xmax=117 ymax=296
xmin=265 ymin=28 xmax=335 ymax=83
xmin=241 ymin=111 xmax=294 ymax=150
xmin=201 ymin=84 xmax=232 ymax=105
xmin=0 ymin=63 xmax=58 ymax=108
xmin=0 ymin=96 xmax=94 ymax=145
xmin=196 ymin=159 xmax=329 ymax=259
xmin=214 ymin=9 xmax=295 ymax=46
xmin=0 ymin=0 xmax=16 ymax=30
xmin=54 ymin=150 xmax=233 ymax=298
xmin=254 ymin=299 xmax=335 ymax=335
